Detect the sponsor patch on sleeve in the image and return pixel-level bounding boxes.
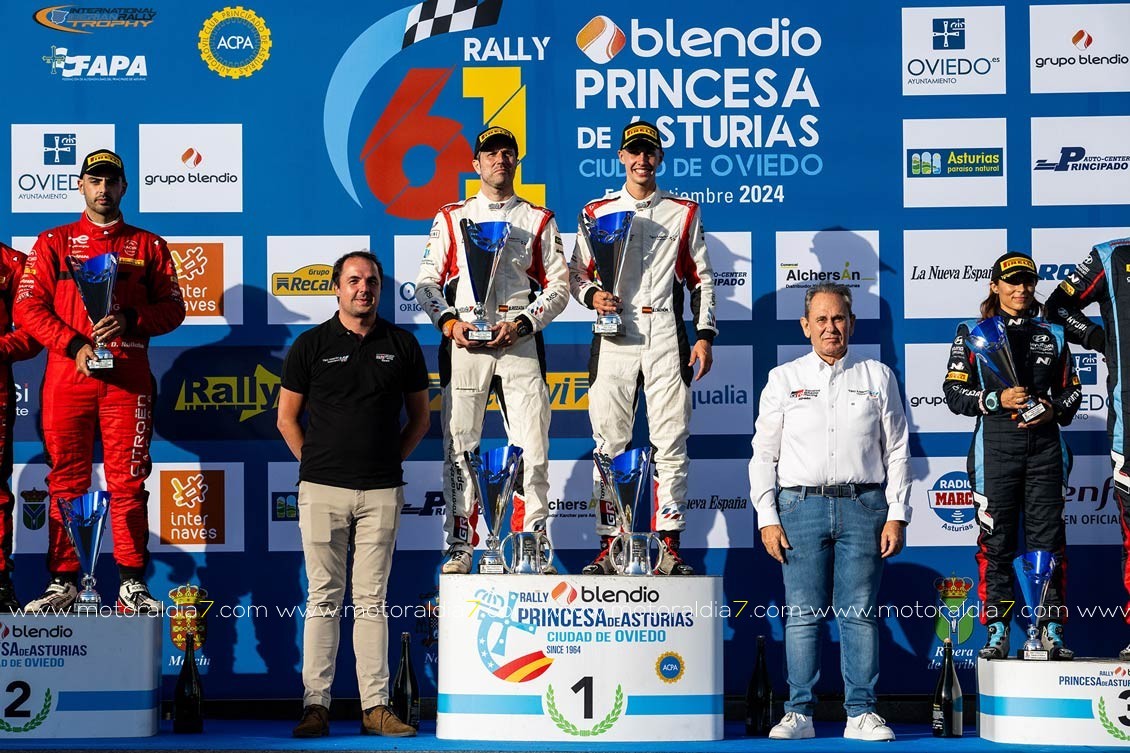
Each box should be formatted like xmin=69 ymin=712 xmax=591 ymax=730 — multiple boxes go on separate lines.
xmin=1058 ymin=281 xmax=1076 ymax=296
xmin=946 ymin=371 xmax=969 ymax=382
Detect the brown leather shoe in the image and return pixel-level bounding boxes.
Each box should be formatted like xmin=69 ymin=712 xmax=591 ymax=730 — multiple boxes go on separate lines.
xmin=361 ymin=705 xmax=416 ymax=737
xmin=292 ymin=704 xmax=329 ymax=738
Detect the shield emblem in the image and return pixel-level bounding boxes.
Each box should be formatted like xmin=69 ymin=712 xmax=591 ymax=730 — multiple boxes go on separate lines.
xmin=19 ymin=488 xmax=48 ymax=530
xmin=933 ymin=575 xmax=975 ymax=644
xmin=168 ymin=583 xmax=209 ymax=652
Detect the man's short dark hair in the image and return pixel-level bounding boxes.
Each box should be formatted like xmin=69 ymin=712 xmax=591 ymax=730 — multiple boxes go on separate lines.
xmin=803 ymin=282 xmax=853 ymax=318
xmin=331 ymin=251 xmax=383 ymax=287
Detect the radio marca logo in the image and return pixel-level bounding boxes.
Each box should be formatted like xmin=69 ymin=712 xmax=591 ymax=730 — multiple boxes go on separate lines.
xmin=928 ymin=471 xmax=975 ymax=533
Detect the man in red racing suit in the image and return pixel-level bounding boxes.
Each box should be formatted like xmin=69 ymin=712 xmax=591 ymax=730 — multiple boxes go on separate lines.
xmin=0 ymin=244 xmax=43 ymax=613
xmin=15 ymin=149 xmax=185 ymax=614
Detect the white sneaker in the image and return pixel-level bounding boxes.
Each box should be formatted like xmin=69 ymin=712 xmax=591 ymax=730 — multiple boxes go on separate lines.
xmin=769 ymin=712 xmax=814 ymax=740
xmin=117 ymin=578 xmax=162 ymax=615
xmin=441 ymin=547 xmax=472 ymax=575
xmin=845 ymin=712 xmax=895 ymax=741
xmin=24 ymin=577 xmax=78 ymax=614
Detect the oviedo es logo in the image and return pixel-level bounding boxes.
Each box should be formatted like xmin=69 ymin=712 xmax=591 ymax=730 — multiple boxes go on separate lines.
xmin=323 ymin=0 xmax=544 ymax=220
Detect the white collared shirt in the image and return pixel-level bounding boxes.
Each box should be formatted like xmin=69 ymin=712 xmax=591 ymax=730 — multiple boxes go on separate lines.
xmin=749 ymin=349 xmax=912 ymax=528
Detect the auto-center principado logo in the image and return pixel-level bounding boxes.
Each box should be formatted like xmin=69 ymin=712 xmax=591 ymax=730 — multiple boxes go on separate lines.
xmin=928 ymin=471 xmax=976 ymax=532
xmin=198 ymin=6 xmax=271 ymax=79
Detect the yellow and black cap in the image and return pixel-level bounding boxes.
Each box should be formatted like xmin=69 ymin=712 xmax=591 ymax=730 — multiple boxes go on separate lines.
xmin=473 ymin=126 xmax=519 ymax=156
xmin=991 ymin=252 xmax=1038 ymax=283
xmin=79 ymin=149 xmax=125 ymax=178
xmin=620 ymin=121 xmax=661 ymax=151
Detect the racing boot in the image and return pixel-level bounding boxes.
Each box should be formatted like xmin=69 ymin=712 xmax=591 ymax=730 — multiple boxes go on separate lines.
xmin=978 ymin=620 xmax=1009 ymax=659
xmin=656 ymin=532 xmax=694 ymax=576
xmin=581 ymin=535 xmax=616 ymax=575
xmin=1042 ymin=621 xmax=1075 ymax=661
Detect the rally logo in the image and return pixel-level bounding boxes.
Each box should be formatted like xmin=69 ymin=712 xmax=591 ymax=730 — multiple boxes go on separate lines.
xmin=272 ymin=264 xmax=333 ymax=296
xmin=577 ymin=16 xmax=625 ymax=64
xmin=198 ymin=6 xmax=271 ymax=79
xmin=933 ymin=574 xmax=974 ymax=644
xmin=175 ymin=364 xmax=280 ymax=422
xmin=323 ymin=0 xmax=540 ymax=218
xmin=470 ymin=587 xmax=553 ymax=682
xmin=928 ymin=471 xmax=975 ymax=532
xmin=656 ymin=651 xmax=685 ymax=683
xmin=34 ymin=6 xmax=156 ymax=33
xmin=20 ymin=488 xmax=48 ymax=531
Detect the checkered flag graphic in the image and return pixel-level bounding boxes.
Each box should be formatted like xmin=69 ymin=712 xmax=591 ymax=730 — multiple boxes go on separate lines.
xmin=402 ymin=0 xmax=502 ymax=47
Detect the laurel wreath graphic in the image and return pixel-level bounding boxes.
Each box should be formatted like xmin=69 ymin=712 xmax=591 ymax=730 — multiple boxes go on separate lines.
xmin=0 ymin=690 xmax=52 ymax=733
xmin=544 ymin=683 xmax=624 ymax=737
xmin=1098 ymin=697 xmax=1130 ymax=741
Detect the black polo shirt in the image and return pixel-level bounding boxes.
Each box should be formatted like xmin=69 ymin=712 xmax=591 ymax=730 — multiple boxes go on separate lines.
xmin=281 ymin=313 xmax=429 ymax=489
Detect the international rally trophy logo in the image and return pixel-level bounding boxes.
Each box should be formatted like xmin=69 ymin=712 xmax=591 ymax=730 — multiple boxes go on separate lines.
xmin=593 ymin=447 xmax=659 ymax=575
xmin=65 ymin=252 xmax=120 ymax=370
xmin=169 ymin=584 xmax=209 ymax=652
xmin=57 ymin=491 xmax=110 ymax=614
xmin=464 ymin=445 xmax=551 ymax=574
xmin=459 ymin=219 xmax=511 ymax=342
xmin=934 ymin=574 xmax=975 ymax=644
xmin=582 ymin=211 xmax=634 ymax=336
xmin=1013 ymin=551 xmax=1059 ymax=661
xmin=966 ymin=316 xmax=1048 ymax=424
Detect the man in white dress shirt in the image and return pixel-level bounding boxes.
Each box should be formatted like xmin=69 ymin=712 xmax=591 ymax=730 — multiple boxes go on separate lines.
xmin=749 ymin=282 xmax=910 ymax=742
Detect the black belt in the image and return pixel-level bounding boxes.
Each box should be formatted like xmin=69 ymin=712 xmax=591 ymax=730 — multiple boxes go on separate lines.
xmin=782 ymin=483 xmax=882 ymax=498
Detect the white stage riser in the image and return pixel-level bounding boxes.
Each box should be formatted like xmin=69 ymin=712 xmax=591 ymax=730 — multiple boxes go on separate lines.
xmin=437 ymin=574 xmax=723 ymax=742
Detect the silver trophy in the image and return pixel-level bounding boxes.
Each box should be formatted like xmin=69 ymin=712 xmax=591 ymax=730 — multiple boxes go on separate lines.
xmin=501 ymin=528 xmax=554 ymax=575
xmin=1014 ymin=550 xmax=1060 ymax=661
xmin=582 ymin=211 xmax=633 ymax=336
xmin=57 ymin=491 xmax=110 ymax=614
xmin=460 ymin=219 xmax=512 ymax=342
xmin=464 ymin=445 xmax=523 ymax=574
xmin=593 ymin=448 xmax=660 ymax=575
xmin=65 ymin=252 xmax=119 ymax=370
xmin=966 ymin=317 xmax=1048 ymax=424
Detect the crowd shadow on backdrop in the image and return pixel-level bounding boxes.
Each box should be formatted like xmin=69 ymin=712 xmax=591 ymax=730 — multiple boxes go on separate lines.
xmin=153 ymin=284 xmax=302 ymax=685
xmin=750 ymin=226 xmax=925 ymax=466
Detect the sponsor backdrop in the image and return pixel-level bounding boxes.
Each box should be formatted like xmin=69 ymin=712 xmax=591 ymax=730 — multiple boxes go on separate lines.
xmin=1 ymin=0 xmax=1128 ymax=711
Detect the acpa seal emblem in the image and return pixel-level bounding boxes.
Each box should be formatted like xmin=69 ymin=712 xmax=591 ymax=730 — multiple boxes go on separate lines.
xmin=198 ymin=6 xmax=271 ymax=79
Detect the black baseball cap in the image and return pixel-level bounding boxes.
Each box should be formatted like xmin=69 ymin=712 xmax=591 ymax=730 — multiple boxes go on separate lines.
xmin=991 ymin=252 xmax=1038 ymax=282
xmin=620 ymin=121 xmax=661 ymax=151
xmin=79 ymin=149 xmax=125 ymax=178
xmin=473 ymin=126 xmax=519 ymax=156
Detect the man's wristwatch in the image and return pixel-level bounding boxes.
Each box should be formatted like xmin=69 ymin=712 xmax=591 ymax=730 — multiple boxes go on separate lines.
xmin=984 ymin=390 xmax=1000 ymax=412
xmin=514 ymin=318 xmax=533 ymax=338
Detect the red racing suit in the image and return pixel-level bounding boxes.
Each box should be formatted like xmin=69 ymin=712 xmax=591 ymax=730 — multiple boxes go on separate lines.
xmin=0 ymin=245 xmax=43 ymax=575
xmin=14 ymin=213 xmax=185 ymax=575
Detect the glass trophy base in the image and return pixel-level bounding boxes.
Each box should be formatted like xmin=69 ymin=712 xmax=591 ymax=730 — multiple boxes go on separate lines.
xmin=467 ymin=324 xmax=494 ymax=342
xmin=593 ymin=316 xmax=624 ymax=337
xmin=88 ymin=350 xmax=114 ymax=370
xmin=75 ymin=595 xmax=101 ymax=615
xmin=1020 ymin=402 xmax=1047 ymax=423
xmin=478 ymin=553 xmax=505 ymax=575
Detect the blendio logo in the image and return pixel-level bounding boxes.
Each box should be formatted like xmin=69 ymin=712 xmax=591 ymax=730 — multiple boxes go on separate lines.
xmin=579 ymin=585 xmax=660 ymax=604
xmin=7 ymin=624 xmax=74 ymax=638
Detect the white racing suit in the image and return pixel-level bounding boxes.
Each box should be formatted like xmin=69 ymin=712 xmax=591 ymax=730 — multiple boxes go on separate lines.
xmin=416 ymin=192 xmax=569 ymax=550
xmin=570 ymin=186 xmax=717 ymax=536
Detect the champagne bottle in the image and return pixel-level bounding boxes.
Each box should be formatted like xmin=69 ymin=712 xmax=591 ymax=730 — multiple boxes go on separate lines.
xmin=932 ymin=638 xmax=963 ymax=737
xmin=391 ymin=632 xmax=420 ymax=730
xmin=745 ymin=635 xmax=773 ymax=736
xmin=173 ymin=632 xmax=203 ymax=734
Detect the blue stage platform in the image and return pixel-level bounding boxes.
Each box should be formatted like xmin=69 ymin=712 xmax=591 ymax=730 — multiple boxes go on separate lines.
xmin=0 ymin=721 xmax=1083 ymax=752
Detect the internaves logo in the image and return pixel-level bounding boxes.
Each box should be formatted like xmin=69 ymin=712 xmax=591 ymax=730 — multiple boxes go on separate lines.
xmin=175 ymin=364 xmax=280 ymax=422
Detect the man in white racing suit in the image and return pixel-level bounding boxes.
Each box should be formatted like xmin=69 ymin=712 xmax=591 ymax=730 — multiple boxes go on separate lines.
xmin=415 ymin=126 xmax=569 ymax=575
xmin=570 ymin=121 xmax=717 ymax=575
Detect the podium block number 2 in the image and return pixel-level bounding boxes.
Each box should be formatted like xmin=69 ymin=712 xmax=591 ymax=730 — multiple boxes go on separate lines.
xmin=4 ymin=682 xmax=31 ymax=719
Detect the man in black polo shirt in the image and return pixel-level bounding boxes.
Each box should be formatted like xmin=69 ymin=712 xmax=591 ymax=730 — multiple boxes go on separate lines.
xmin=278 ymin=251 xmax=430 ymax=739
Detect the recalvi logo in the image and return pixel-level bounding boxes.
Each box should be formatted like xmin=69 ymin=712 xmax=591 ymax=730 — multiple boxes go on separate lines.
xmin=272 ymin=264 xmax=333 ymax=295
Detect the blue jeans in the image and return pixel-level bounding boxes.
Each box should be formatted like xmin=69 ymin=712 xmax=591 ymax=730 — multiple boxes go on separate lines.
xmin=777 ymin=488 xmax=888 ymax=717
